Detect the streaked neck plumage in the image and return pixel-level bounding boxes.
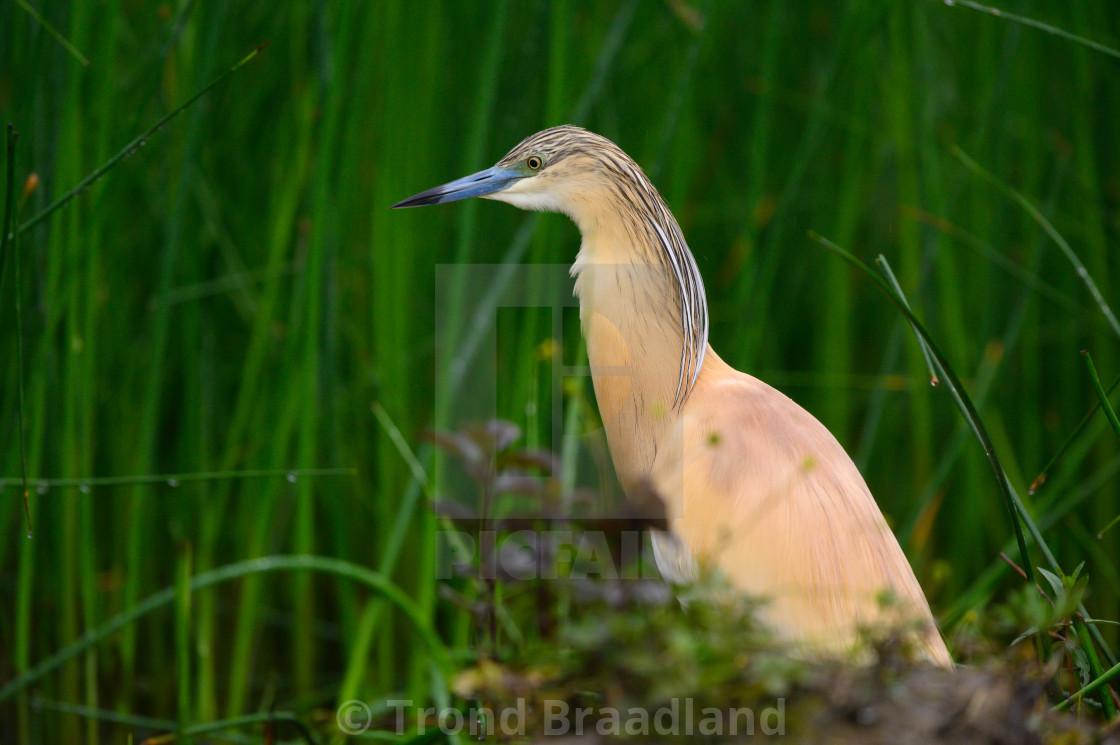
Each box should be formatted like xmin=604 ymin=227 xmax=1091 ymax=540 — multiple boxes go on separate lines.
xmin=567 ymin=175 xmax=708 ymax=492
xmin=489 ymin=126 xmax=709 ymax=491
xmin=572 ymin=238 xmax=706 ymax=490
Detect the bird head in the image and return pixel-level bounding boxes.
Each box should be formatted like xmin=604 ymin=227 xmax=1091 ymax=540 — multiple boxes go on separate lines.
xmin=392 ymin=125 xmax=643 ymax=229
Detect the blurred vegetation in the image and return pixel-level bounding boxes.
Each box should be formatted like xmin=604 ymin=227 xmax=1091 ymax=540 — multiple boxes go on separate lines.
xmin=1 ymin=0 xmax=1119 ymax=742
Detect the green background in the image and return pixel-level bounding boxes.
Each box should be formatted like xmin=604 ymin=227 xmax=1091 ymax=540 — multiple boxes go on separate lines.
xmin=1 ymin=0 xmax=1118 ymax=741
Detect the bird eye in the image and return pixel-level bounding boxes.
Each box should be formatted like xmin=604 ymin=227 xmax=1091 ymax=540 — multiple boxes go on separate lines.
xmin=526 ymin=155 xmax=543 ymax=171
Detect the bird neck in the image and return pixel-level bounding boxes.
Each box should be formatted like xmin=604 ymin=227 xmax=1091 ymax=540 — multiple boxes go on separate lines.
xmin=571 ymin=216 xmax=710 ymax=492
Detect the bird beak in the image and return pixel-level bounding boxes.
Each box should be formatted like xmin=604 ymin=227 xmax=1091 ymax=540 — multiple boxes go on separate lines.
xmin=391 ymin=165 xmax=523 ymax=208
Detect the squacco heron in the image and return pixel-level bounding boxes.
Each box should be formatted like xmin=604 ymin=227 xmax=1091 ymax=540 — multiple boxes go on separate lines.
xmin=394 ymin=125 xmax=951 ymax=667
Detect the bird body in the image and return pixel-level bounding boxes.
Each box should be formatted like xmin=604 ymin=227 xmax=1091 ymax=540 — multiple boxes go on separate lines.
xmin=394 ymin=125 xmax=951 ymax=667
xmin=650 ymin=351 xmax=951 ymax=665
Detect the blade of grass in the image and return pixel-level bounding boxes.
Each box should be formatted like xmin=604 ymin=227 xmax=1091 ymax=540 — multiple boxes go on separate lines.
xmin=439 ymin=0 xmax=513 ymax=369
xmin=1065 ymin=517 xmax=1120 ymax=691
xmin=944 ymin=0 xmax=1120 ymax=61
xmin=1077 ymin=608 xmax=1119 ymax=718
xmin=142 ymin=712 xmax=316 ymax=745
xmin=568 ymin=0 xmax=641 ymax=125
xmin=369 ymin=0 xmax=441 ymax=696
xmin=1 ymin=125 xmax=16 ymax=288
xmin=0 ymin=468 xmax=354 ymax=491
xmin=1030 ymin=371 xmax=1120 ymax=493
xmin=950 ymin=145 xmax=1120 ymax=340
xmin=50 ymin=11 xmax=97 ymax=731
xmin=224 ymin=382 xmax=302 ymax=718
xmin=902 ymin=206 xmax=1092 ymax=320
xmin=0 ymin=555 xmax=454 ymax=703
xmin=12 ymin=0 xmax=91 ymax=67
xmin=7 ymin=124 xmax=34 ymax=744
xmin=1054 ymin=658 xmax=1120 ymax=712
xmin=27 ymin=699 xmax=174 ymax=737
xmin=884 ymin=4 xmax=934 ymax=485
xmin=291 ymin=0 xmax=358 ymax=701
xmin=11 ymin=42 xmax=269 ymax=240
xmin=25 ymin=698 xmax=259 ymax=744
xmin=371 ymin=402 xmax=476 ymax=580
xmin=810 ymin=231 xmax=1035 ymax=583
xmin=876 ymin=256 xmax=940 ymax=386
xmin=1 ymin=125 xmax=32 ymax=536
xmin=1083 ymin=351 xmax=1120 ymax=442
xmin=729 ymin=0 xmax=785 ymax=358
xmin=816 ymin=37 xmax=873 ymax=441
xmin=175 ymin=543 xmax=192 ymax=735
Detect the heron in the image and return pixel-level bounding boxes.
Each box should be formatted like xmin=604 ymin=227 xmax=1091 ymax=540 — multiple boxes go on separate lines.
xmin=393 ymin=125 xmax=952 ymax=667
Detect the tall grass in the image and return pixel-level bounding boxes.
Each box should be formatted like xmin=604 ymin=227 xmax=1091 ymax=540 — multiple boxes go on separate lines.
xmin=2 ymin=0 xmax=1119 ymax=741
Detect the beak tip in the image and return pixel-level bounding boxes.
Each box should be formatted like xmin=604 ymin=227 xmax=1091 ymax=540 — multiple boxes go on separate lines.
xmin=391 ymin=166 xmax=519 ymax=211
xmin=390 ymin=194 xmax=442 ymax=209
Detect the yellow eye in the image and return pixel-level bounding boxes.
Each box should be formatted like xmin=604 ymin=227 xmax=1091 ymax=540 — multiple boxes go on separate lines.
xmin=527 ymin=155 xmax=543 ymax=171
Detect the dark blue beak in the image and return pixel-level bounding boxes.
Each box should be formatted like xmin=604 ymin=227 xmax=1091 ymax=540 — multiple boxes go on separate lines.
xmin=391 ymin=166 xmax=522 ymax=208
